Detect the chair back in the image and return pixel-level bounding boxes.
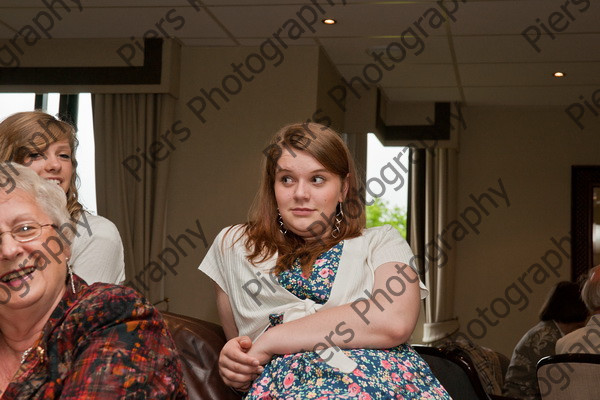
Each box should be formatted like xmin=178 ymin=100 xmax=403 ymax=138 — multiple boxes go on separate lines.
xmin=537 ymin=353 xmax=600 ymax=400
xmin=412 ymin=345 xmax=491 ymax=400
xmin=161 ymin=311 xmax=242 ymax=400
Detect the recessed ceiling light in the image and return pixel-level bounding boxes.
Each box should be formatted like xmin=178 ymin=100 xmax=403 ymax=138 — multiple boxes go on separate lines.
xmin=322 ymin=18 xmax=337 ymax=25
xmin=553 ymin=72 xmax=565 ymax=77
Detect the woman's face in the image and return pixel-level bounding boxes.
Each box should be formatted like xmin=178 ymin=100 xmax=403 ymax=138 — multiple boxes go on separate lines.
xmin=0 ymin=189 xmax=67 ymax=312
xmin=274 ymin=149 xmax=347 ymax=240
xmin=22 ymin=139 xmax=73 ymax=194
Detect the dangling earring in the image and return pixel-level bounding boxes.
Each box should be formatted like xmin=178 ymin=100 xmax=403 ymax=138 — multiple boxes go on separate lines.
xmin=278 ymin=210 xmax=288 ymax=235
xmin=331 ymin=202 xmax=344 ymax=238
xmin=66 ymin=258 xmax=76 ymax=294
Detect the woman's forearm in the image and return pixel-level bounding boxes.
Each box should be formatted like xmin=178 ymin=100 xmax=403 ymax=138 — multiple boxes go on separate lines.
xmin=254 ymin=262 xmax=421 ymax=357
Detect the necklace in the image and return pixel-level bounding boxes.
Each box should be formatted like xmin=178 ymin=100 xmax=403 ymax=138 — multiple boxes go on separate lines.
xmin=20 ymin=347 xmax=32 ymax=364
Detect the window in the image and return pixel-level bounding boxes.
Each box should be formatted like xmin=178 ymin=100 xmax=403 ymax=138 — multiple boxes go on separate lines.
xmin=74 ymin=94 xmax=97 ymax=214
xmin=0 ymin=93 xmax=36 ymax=121
xmin=366 ymin=133 xmax=409 ymax=237
xmin=0 ymin=92 xmax=97 ymax=213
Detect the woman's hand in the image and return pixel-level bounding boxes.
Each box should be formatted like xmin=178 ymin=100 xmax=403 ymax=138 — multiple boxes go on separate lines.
xmin=218 ymin=336 xmax=263 ymax=391
xmin=246 ymin=334 xmax=274 ymax=366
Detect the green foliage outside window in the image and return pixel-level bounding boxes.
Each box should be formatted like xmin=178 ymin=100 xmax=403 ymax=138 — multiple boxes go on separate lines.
xmin=366 ymin=198 xmax=407 ymax=238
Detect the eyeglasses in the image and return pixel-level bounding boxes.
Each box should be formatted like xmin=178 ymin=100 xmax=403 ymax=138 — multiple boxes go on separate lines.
xmin=0 ymin=222 xmax=56 ymax=244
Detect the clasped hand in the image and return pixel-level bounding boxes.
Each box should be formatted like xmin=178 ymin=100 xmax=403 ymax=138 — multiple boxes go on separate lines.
xmin=218 ymin=336 xmax=272 ymax=391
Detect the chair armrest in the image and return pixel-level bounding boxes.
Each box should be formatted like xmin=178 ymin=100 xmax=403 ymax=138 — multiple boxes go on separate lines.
xmin=161 ymin=311 xmax=242 ymax=400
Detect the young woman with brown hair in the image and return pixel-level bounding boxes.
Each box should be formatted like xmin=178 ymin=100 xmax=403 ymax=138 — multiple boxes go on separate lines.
xmin=200 ymin=122 xmax=450 ymax=399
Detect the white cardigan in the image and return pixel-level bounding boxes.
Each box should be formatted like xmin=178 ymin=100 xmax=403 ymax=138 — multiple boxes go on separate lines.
xmin=199 ymin=224 xmax=428 ymax=342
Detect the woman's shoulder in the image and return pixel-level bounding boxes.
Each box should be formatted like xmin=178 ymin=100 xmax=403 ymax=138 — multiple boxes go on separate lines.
xmin=71 ymin=212 xmax=122 ymax=248
xmin=79 ymin=283 xmax=147 ymax=310
xmin=518 ymin=321 xmax=558 ymax=345
xmin=362 ymin=224 xmax=397 ymax=235
xmin=351 ymin=225 xmax=413 ymax=267
xmin=78 ymin=212 xmax=120 ymax=236
xmin=214 ymin=223 xmax=247 ymax=245
xmin=360 ymin=224 xmax=404 ymax=242
xmin=65 ymin=283 xmax=157 ymax=328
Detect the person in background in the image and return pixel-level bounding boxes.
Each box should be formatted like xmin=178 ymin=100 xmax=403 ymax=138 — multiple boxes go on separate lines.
xmin=0 ymin=111 xmax=125 ymax=284
xmin=556 ymin=265 xmax=600 ymax=354
xmin=432 ymin=331 xmax=506 ymax=396
xmin=0 ymin=163 xmax=186 ymax=399
xmin=503 ymin=281 xmax=588 ymax=400
xmin=199 ymin=122 xmax=451 ymax=399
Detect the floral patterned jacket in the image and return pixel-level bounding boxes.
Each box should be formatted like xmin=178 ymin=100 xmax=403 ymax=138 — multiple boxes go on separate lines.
xmin=1 ymin=275 xmax=187 ymax=399
xmin=503 ymin=320 xmax=561 ymax=400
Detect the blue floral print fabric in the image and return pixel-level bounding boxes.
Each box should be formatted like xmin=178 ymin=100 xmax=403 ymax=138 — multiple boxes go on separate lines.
xmin=246 ymin=242 xmax=451 ymax=400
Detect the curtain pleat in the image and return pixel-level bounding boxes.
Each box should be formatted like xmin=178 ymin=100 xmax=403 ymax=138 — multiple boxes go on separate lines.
xmin=411 ymin=147 xmax=459 ymax=342
xmin=92 ymin=93 xmax=175 ymax=303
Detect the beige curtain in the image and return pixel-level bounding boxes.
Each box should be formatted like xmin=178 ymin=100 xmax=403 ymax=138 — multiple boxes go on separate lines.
xmin=92 ymin=93 xmax=175 ymax=303
xmin=410 ymin=147 xmax=459 ymax=342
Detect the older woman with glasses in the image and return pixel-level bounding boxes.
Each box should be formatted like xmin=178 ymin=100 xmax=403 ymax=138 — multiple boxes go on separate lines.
xmin=0 ymin=163 xmax=186 ymax=399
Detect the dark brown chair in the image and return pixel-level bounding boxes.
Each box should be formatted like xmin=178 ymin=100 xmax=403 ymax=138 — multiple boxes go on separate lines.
xmin=161 ymin=311 xmax=242 ymax=400
xmin=413 ymin=345 xmax=491 ymax=399
xmin=413 ymin=345 xmax=519 ymax=400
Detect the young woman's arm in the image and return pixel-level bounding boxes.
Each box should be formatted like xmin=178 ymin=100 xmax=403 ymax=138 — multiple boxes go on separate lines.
xmin=215 ymin=282 xmax=238 ymax=340
xmin=248 ymin=261 xmax=421 ymax=364
xmin=215 ymin=283 xmax=263 ymax=390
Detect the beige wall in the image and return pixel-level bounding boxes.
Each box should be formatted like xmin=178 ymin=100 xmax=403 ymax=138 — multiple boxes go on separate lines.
xmin=453 ymin=105 xmax=600 ymax=356
xmin=316 ymin=47 xmax=345 ymax=132
xmin=163 ymin=45 xmax=341 ymax=322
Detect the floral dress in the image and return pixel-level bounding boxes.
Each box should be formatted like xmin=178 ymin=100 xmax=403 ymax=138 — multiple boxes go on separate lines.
xmin=244 ymin=242 xmax=451 ymax=400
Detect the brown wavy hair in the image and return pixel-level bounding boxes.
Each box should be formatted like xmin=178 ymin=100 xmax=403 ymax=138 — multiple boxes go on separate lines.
xmin=0 ymin=111 xmax=82 ymax=219
xmin=238 ymin=122 xmax=366 ymax=275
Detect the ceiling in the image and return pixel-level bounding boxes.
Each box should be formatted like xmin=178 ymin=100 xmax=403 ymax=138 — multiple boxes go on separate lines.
xmin=1 ymin=0 xmax=599 ymax=106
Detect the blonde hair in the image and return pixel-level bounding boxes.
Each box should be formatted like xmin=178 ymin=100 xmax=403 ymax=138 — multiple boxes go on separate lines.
xmin=0 ymin=111 xmax=82 ymax=219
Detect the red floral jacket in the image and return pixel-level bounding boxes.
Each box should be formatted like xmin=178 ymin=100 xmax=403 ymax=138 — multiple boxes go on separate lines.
xmin=1 ymin=276 xmax=187 ymax=399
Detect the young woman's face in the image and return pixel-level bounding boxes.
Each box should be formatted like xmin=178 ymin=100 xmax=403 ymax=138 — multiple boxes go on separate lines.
xmin=22 ymin=140 xmax=73 ymax=194
xmin=274 ymin=149 xmax=347 ymax=240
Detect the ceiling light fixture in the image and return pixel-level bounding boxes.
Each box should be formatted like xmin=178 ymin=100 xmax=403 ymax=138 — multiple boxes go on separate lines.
xmin=553 ymin=72 xmax=565 ymax=77
xmin=322 ymin=18 xmax=337 ymax=25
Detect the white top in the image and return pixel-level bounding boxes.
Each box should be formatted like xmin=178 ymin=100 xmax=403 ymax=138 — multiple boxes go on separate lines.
xmin=555 ymin=314 xmax=600 ymax=354
xmin=70 ymin=212 xmax=126 ymax=285
xmin=199 ymin=224 xmax=428 ymax=342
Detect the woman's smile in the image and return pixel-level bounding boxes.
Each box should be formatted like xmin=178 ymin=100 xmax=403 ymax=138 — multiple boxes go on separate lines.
xmin=0 ymin=266 xmax=36 ymax=288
